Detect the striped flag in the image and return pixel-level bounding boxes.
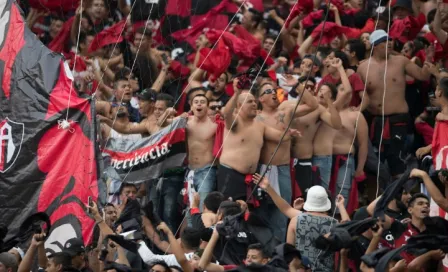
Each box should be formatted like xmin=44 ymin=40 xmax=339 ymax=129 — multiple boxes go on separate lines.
xmin=429 ymin=120 xmax=448 ymax=271
xmin=102 ymin=118 xmax=187 ymax=183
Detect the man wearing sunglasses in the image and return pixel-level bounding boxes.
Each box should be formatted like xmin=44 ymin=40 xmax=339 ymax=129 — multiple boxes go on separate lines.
xmin=254 ymin=81 xmax=318 ymax=240
xmin=218 ymin=78 xmax=301 ymax=203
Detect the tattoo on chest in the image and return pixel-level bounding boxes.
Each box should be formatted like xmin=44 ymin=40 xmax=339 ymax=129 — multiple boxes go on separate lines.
xmin=256 ymin=115 xmax=265 ymax=121
xmin=277 ymin=113 xmax=286 ymax=124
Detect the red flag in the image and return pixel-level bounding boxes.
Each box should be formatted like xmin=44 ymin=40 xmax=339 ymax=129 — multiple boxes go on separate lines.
xmin=432 ymin=121 xmax=448 ymax=171
xmin=302 ymin=10 xmax=324 ymax=28
xmin=197 ymin=40 xmax=231 ymax=78
xmin=389 ymin=16 xmax=422 ymax=44
xmin=88 ymin=20 xmax=126 ymax=53
xmin=284 ymin=0 xmax=314 ymax=28
xmin=206 ymin=29 xmax=257 ymax=60
xmin=48 ymin=16 xmax=75 ymax=53
xmin=311 ymin=22 xmax=349 ymax=46
xmin=0 ymin=0 xmax=97 ymax=249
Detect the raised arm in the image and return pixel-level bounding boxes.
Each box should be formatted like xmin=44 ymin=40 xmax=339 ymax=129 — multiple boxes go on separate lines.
xmin=151 ymin=59 xmax=170 ymax=92
xmin=320 ymin=103 xmax=343 ymax=130
xmin=158 ymin=222 xmax=194 ymax=272
xmin=404 ymin=56 xmax=431 ymax=81
xmin=100 ymin=116 xmax=150 ymax=135
xmin=410 ymin=169 xmax=448 ymax=212
xmin=253 ymin=174 xmax=301 ymax=219
xmin=222 ymin=79 xmax=242 ymax=128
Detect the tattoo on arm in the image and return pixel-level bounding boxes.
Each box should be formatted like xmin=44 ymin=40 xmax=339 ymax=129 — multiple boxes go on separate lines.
xmin=277 ymin=113 xmax=286 ymax=124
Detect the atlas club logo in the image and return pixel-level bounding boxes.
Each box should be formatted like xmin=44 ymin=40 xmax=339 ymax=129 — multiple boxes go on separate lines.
xmin=0 ymin=118 xmax=25 ymax=173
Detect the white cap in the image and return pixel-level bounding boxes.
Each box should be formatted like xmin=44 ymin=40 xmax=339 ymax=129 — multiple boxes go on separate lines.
xmin=369 ymin=29 xmax=390 ymax=46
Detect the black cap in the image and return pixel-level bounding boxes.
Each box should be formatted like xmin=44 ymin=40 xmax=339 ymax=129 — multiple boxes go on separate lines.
xmin=63 ymin=238 xmax=85 ymax=257
xmin=137 ymin=89 xmax=157 ymax=102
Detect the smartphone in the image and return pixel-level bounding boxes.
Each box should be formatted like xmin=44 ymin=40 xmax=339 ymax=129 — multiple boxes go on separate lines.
xmin=88 ymin=196 xmax=93 ymax=207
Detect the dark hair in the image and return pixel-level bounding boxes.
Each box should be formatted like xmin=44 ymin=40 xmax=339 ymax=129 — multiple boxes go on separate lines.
xmin=169 ymin=266 xmax=183 ymax=272
xmin=181 ymin=228 xmax=202 ymax=250
xmin=150 ymin=260 xmax=172 ymax=272
xmin=408 ymin=193 xmax=429 ymax=207
xmin=427 ymin=8 xmax=437 ymax=24
xmin=298 ymin=76 xmax=316 ymax=85
xmin=348 ymin=39 xmax=366 ymax=61
xmin=333 ymin=50 xmax=350 ymax=70
xmin=78 ymin=31 xmax=95 ymax=51
xmin=317 ymin=47 xmax=332 ymax=63
xmin=204 ymin=192 xmax=225 ymax=213
xmin=48 ymin=252 xmax=72 ymax=267
xmin=264 ymin=34 xmax=276 ymax=42
xmin=248 ymin=8 xmax=262 ymax=28
xmin=191 ymin=93 xmax=209 ymax=105
xmin=353 ymin=10 xmax=370 ymax=29
xmin=115 ymin=67 xmax=132 ymax=81
xmin=136 ymin=27 xmax=152 ymax=38
xmin=187 ymin=87 xmax=207 ymax=101
xmin=156 ymin=93 xmax=175 ymax=108
xmin=118 ymin=183 xmax=137 ymax=195
xmin=440 ymin=77 xmax=448 ymax=98
xmin=218 ymin=201 xmax=242 ymax=217
xmin=248 ymin=243 xmax=270 ymax=258
xmin=321 ymin=83 xmax=338 ymax=100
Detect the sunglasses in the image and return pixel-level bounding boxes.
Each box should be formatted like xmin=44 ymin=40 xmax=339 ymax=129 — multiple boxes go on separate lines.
xmin=210 ymin=105 xmax=222 ymax=111
xmin=260 ymin=89 xmax=275 ymax=96
xmin=305 ymin=84 xmax=315 ymax=89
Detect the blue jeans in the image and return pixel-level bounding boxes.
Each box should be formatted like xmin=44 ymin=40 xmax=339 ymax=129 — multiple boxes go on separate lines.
xmin=313 ymin=155 xmax=332 ymax=187
xmin=192 ymin=165 xmax=217 ymax=210
xmin=334 ymin=155 xmax=355 ymax=206
xmin=148 ymin=175 xmax=184 ymax=232
xmin=253 ymin=165 xmax=291 ymax=241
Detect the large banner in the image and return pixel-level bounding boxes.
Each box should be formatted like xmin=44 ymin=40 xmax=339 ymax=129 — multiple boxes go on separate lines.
xmin=429 ymin=120 xmax=448 ymax=271
xmin=102 ymin=118 xmax=187 ymax=183
xmin=0 ymin=1 xmax=98 ymax=254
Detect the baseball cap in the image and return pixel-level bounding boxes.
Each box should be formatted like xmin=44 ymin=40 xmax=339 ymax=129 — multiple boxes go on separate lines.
xmin=63 ymin=238 xmax=85 ymax=257
xmin=369 ymin=30 xmax=392 ymax=47
xmin=0 ymin=252 xmax=18 ymax=272
xmin=137 ymin=88 xmax=157 ymax=102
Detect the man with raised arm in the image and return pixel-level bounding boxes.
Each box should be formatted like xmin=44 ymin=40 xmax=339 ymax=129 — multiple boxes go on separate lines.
xmin=218 ymin=79 xmax=299 ymax=201
xmin=184 ymin=94 xmax=218 ymax=207
xmin=254 ymin=81 xmax=318 ymax=239
xmin=357 ymin=30 xmax=433 ymax=178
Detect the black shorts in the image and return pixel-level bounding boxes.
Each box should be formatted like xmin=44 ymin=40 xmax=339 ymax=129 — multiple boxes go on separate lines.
xmin=217 ymin=164 xmax=250 ymax=201
xmin=294 ymin=159 xmax=315 ymax=192
xmin=364 ymin=112 xmax=409 ymax=176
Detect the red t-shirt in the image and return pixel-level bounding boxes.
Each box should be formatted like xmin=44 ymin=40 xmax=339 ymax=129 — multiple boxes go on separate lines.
xmin=318 ymin=72 xmax=365 ymax=107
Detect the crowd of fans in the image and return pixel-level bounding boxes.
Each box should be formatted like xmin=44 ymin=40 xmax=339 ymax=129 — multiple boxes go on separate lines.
xmin=2 ymin=0 xmax=448 ymax=271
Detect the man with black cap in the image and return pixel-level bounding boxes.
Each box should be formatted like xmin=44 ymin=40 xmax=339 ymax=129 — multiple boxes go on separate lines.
xmin=62 ymin=238 xmax=89 ymax=271
xmin=357 ymin=29 xmax=432 ymax=179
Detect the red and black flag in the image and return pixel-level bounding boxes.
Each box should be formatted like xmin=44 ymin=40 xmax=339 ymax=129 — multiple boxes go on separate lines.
xmin=162 ymin=0 xmax=237 ymax=45
xmin=102 ymin=118 xmax=187 ymax=183
xmin=0 ymin=1 xmax=98 ymax=253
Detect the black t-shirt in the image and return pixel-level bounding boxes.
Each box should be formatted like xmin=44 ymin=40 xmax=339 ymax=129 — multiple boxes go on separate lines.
xmin=213 ymin=227 xmax=258 ymax=265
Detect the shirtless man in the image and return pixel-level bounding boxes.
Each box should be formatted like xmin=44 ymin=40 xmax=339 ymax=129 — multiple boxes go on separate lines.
xmin=357 ymin=30 xmax=432 ymax=177
xmin=290 ymin=61 xmax=346 ymax=192
xmin=101 ymin=88 xmax=160 ymax=135
xmin=218 ymin=79 xmax=299 ymax=201
xmin=331 ymin=84 xmax=368 ymax=205
xmin=255 ymin=81 xmax=318 ymax=239
xmin=185 ymin=94 xmax=218 ymax=207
